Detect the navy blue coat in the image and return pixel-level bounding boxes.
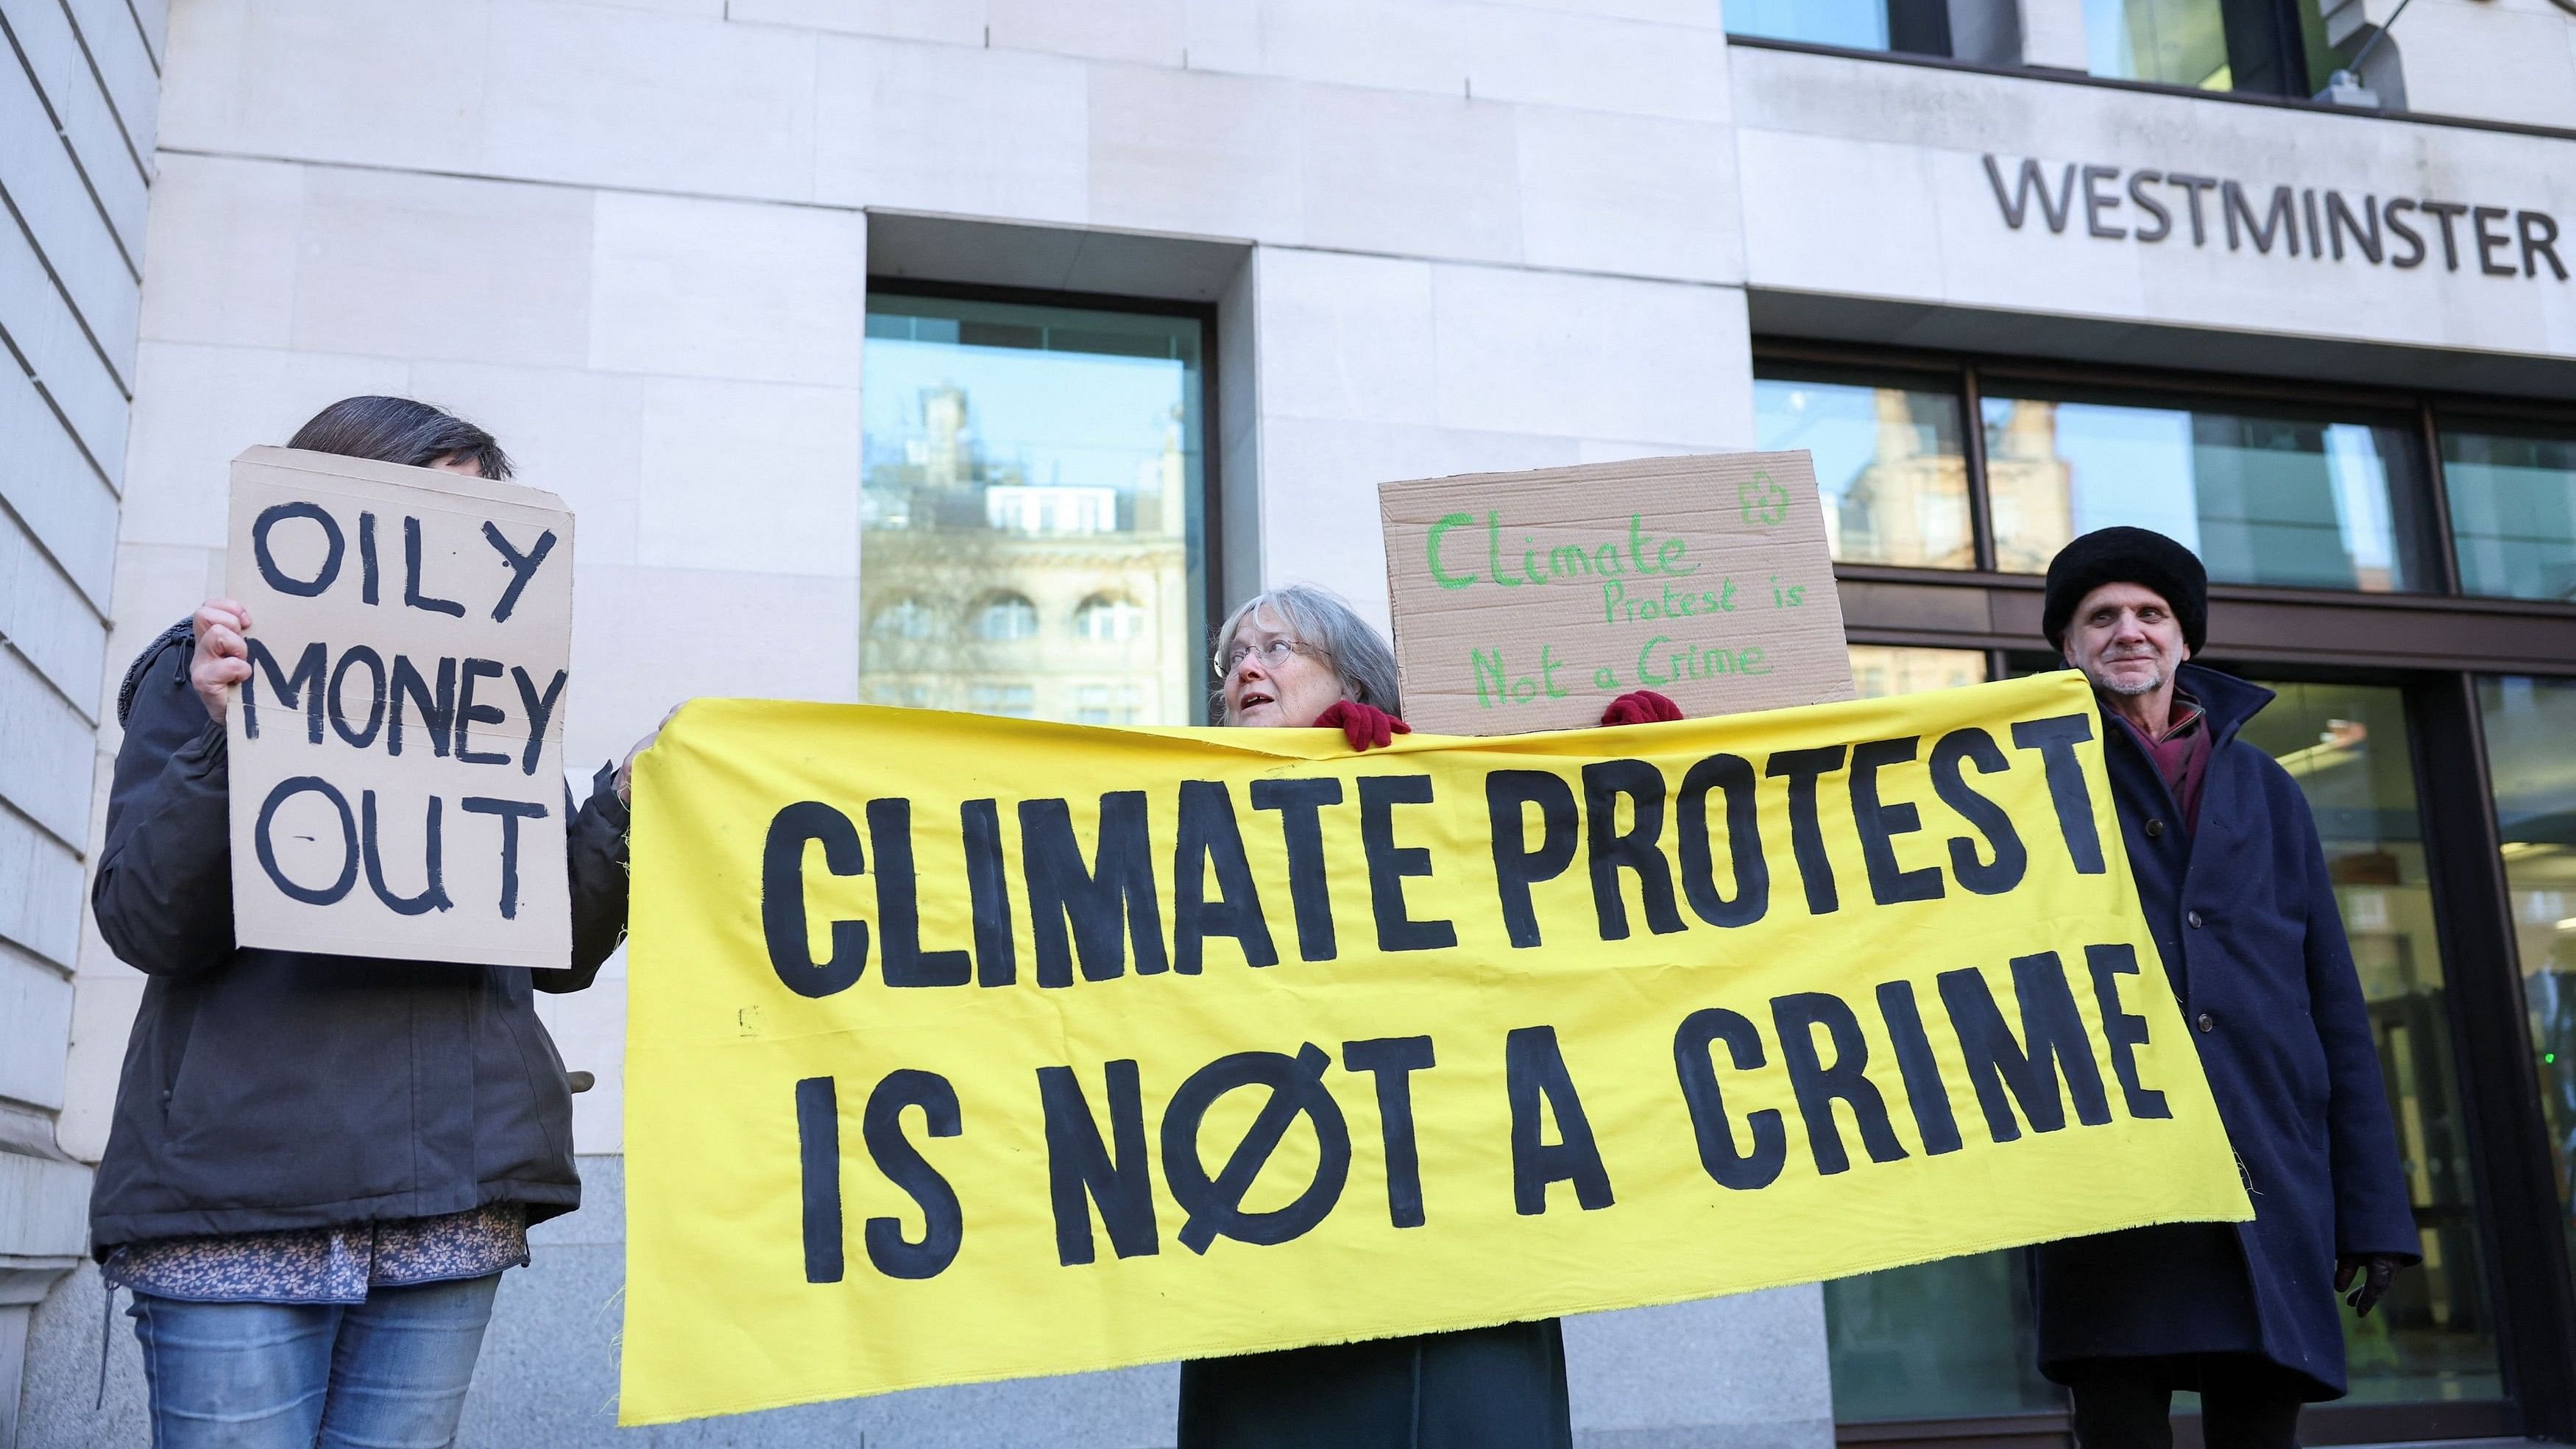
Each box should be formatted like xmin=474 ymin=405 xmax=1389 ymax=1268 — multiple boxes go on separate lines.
xmin=2032 ymin=665 xmax=2418 ymax=1400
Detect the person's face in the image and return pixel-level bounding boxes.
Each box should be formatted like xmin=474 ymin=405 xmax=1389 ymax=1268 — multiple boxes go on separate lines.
xmin=1220 ymin=609 xmax=1347 ymax=727
xmin=428 ymin=452 xmax=486 ymax=479
xmin=2062 ymin=581 xmax=2187 ymax=698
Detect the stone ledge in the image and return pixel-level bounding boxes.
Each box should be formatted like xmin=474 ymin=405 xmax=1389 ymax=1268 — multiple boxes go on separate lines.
xmin=0 ymin=1150 xmax=90 ymax=1261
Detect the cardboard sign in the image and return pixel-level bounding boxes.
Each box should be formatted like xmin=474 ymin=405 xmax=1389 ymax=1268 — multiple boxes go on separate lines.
xmin=617 ymin=675 xmax=2250 ymax=1423
xmin=1381 ymin=452 xmax=1854 ymax=735
xmin=223 ymin=446 xmax=576 ymax=968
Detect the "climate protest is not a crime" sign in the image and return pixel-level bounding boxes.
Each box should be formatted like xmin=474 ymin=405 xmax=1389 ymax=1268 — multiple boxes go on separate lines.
xmin=618 ymin=672 xmax=2247 ymax=1424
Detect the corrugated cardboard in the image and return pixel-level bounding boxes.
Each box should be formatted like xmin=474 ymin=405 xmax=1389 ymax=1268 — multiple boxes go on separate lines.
xmin=1381 ymin=451 xmax=1854 ymax=734
xmin=224 ymin=446 xmax=576 ymax=968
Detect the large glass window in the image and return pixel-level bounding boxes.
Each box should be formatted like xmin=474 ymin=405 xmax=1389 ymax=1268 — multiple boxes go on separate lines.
xmin=2478 ymin=676 xmax=2576 ymax=1280
xmin=2444 ymin=420 xmax=2576 ymax=603
xmin=1981 ymin=381 xmax=2432 ymax=591
xmin=1827 ymin=1252 xmax=2059 ymax=1421
xmin=860 ymin=291 xmax=1209 ymax=724
xmin=2084 ymin=0 xmax=2232 ymax=88
xmin=1727 ymin=0 xmax=1960 ymax=55
xmin=1847 ymin=645 xmax=1986 ymax=698
xmin=2082 ymin=0 xmax=2338 ymax=96
xmin=2234 ymin=681 xmax=2501 ymax=1402
xmin=1755 ymin=366 xmax=1974 ymax=569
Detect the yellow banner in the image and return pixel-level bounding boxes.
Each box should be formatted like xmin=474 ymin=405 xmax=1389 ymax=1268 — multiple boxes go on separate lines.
xmin=620 ymin=672 xmax=2248 ymax=1425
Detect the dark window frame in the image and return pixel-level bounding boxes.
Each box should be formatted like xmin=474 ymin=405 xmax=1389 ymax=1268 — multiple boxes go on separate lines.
xmin=2428 ymin=408 xmax=2576 ymax=606
xmin=1771 ymin=339 xmax=2576 ymax=1446
xmin=1719 ymin=33 xmax=2576 ymax=148
xmin=862 ymin=275 xmax=1228 ymax=722
xmin=1756 ymin=337 xmax=2576 ymax=626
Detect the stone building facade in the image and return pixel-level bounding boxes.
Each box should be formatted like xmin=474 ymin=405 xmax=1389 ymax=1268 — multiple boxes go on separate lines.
xmin=7 ymin=0 xmax=2575 ymax=1444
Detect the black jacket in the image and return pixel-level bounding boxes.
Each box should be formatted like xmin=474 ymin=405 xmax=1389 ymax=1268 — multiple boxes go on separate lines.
xmin=88 ymin=626 xmax=631 ymax=1252
xmin=2031 ymin=667 xmax=2418 ymax=1399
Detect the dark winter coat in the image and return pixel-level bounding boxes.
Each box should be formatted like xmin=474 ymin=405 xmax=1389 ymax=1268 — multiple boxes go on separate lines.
xmin=1178 ymin=1319 xmax=1572 ymax=1449
xmin=2032 ymin=665 xmax=2419 ymax=1400
xmin=88 ymin=625 xmax=631 ymax=1251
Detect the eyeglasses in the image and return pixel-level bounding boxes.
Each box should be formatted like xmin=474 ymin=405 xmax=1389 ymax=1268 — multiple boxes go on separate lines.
xmin=1220 ymin=637 xmax=1306 ymax=676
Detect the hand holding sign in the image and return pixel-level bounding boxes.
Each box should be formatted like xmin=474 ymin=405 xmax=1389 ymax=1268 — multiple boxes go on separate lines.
xmin=223 ymin=446 xmax=578 ymax=969
xmin=617 ymin=704 xmax=682 ymax=807
xmin=191 ymin=600 xmax=254 ymax=723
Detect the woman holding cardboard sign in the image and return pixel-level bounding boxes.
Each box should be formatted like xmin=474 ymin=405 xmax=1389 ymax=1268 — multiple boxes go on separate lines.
xmin=88 ymin=397 xmax=654 ymax=1449
xmin=1180 ymin=583 xmax=1677 ymax=1449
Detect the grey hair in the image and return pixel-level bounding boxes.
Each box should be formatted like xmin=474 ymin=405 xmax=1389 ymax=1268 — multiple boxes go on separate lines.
xmin=1211 ymin=584 xmax=1401 ymax=722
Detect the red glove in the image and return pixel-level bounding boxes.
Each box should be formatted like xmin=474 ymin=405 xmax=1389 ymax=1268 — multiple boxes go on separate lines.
xmin=1600 ymin=690 xmax=1684 ymax=726
xmin=1314 ymin=700 xmax=1409 ymax=750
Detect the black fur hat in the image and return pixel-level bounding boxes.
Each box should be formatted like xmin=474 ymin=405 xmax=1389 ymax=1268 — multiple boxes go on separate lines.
xmin=2042 ymin=527 xmax=2207 ymax=654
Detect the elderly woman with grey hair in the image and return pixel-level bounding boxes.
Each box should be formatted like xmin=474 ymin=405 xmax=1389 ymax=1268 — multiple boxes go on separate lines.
xmin=1175 ymin=583 xmax=1677 ymax=1449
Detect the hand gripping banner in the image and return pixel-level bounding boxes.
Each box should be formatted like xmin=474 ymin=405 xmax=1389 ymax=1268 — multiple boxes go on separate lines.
xmin=620 ymin=672 xmax=2248 ymax=1424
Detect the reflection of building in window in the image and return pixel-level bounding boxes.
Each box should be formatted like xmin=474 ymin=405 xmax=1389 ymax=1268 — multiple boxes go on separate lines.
xmin=1984 ymin=391 xmax=2417 ymax=589
xmin=968 ymin=684 xmax=1036 ymax=718
xmin=1847 ymin=645 xmax=1986 ymax=700
xmin=1838 ymin=387 xmax=1977 ymax=568
xmin=857 ymin=342 xmax=1198 ymax=723
xmin=1075 ymin=594 xmax=1144 ymax=642
xmin=988 ymin=486 xmax=1118 ymax=534
xmin=1755 ymin=372 xmax=1987 ymax=570
xmin=868 ymin=595 xmax=941 ymax=640
xmin=1982 ymin=400 xmax=2078 ymax=574
xmin=1075 ymin=684 xmax=1143 ymax=725
xmin=975 ymin=592 xmax=1040 ymax=640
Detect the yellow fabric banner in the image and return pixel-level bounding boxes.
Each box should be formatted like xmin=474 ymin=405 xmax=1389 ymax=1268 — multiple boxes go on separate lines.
xmin=620 ymin=672 xmax=2248 ymax=1425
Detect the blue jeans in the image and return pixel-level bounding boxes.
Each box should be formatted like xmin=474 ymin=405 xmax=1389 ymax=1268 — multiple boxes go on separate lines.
xmin=129 ymin=1275 xmax=500 ymax=1449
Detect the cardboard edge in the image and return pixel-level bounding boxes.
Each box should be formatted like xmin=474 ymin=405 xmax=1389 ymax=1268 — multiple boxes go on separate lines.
xmin=234 ymin=444 xmax=570 ymax=514
xmin=1373 ymin=448 xmax=1820 ymax=505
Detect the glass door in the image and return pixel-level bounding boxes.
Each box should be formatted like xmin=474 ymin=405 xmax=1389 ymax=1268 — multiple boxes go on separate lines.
xmin=1822 ymin=670 xmax=2507 ymax=1418
xmin=2234 ymin=680 xmax=2502 ymax=1402
xmin=2477 ymin=676 xmax=2576 ymax=1285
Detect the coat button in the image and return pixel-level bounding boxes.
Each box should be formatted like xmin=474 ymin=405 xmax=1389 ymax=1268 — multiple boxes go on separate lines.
xmin=2197 ymin=1013 xmax=2215 ymax=1033
xmin=2187 ymin=910 xmax=2204 ymax=929
xmin=2145 ymin=818 xmax=2164 ymax=838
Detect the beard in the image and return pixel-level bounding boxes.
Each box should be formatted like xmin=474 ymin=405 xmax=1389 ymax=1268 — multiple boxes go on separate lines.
xmin=2092 ymin=655 xmax=2167 ymax=697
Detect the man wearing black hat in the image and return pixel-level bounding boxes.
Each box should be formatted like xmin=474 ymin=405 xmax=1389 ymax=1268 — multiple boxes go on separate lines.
xmin=2029 ymin=527 xmax=2418 ymax=1449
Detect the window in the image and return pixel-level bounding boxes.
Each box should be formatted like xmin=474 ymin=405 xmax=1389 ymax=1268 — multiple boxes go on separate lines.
xmin=860 ymin=288 xmax=1210 ymax=721
xmin=1846 ymin=645 xmax=1986 ymax=699
xmin=1075 ymin=594 xmax=1146 ymax=642
xmin=1075 ymin=684 xmax=1143 ymax=726
xmin=967 ymin=684 xmax=1036 ymax=718
xmin=1727 ymin=0 xmax=1967 ymax=55
xmin=868 ymin=595 xmax=941 ymax=641
xmin=1981 ymin=380 xmax=2432 ymax=591
xmin=1826 ymin=1252 xmax=2059 ymax=1421
xmin=975 ymin=592 xmax=1040 ymax=642
xmin=2444 ymin=419 xmax=2576 ymax=602
xmin=1755 ymin=366 xmax=1973 ymax=569
xmin=2082 ymin=0 xmax=2348 ymax=97
xmin=2478 ymin=676 xmax=2576 ymax=1286
xmin=1773 ymin=341 xmax=2576 ymax=1436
